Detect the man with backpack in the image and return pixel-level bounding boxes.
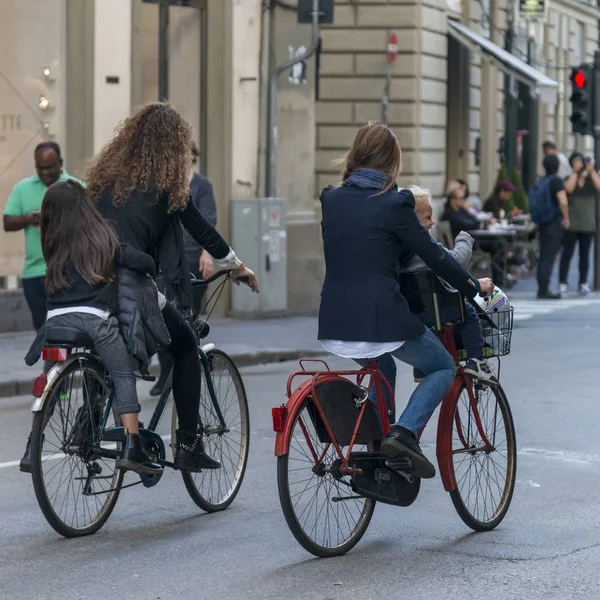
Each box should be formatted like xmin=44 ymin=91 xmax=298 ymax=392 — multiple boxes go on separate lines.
xmin=529 ymin=154 xmax=570 ymax=299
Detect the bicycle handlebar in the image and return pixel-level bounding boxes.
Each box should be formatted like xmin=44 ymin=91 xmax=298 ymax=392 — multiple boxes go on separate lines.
xmin=190 ymin=269 xmax=253 ymax=288
xmin=190 ymin=269 xmax=231 ymax=287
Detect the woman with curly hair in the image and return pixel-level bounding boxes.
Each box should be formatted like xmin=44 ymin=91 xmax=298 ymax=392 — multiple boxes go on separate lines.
xmin=87 ymin=103 xmax=259 ymax=473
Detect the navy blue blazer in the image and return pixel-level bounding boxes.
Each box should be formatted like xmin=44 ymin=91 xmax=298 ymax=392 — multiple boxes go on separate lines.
xmin=318 ymin=185 xmax=481 ymax=343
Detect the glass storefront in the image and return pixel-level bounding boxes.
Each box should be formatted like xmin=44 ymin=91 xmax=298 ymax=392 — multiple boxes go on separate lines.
xmin=0 ymin=0 xmax=66 ymax=280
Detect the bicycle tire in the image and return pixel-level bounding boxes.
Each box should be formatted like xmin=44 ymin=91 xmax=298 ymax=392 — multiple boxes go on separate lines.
xmin=277 ymin=395 xmax=376 ymax=558
xmin=173 ymin=348 xmax=250 ymax=512
xmin=448 ymin=377 xmax=517 ymax=532
xmin=30 ymin=357 xmax=123 ymax=537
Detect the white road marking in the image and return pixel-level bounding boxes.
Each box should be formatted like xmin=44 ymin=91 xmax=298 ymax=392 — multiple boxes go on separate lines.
xmin=512 ymin=297 xmax=600 ymax=322
xmin=0 ymin=434 xmax=173 ymax=470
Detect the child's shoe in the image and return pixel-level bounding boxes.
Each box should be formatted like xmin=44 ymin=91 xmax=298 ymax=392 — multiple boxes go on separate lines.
xmin=463 ymin=358 xmax=495 ymax=381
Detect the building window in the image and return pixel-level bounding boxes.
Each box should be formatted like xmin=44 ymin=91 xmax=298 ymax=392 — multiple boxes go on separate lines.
xmin=573 ymin=21 xmax=584 ymax=66
xmin=480 ymin=0 xmax=490 ymax=38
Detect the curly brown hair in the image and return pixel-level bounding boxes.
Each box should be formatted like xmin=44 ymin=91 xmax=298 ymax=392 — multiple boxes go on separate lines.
xmin=85 ymin=103 xmax=193 ymax=213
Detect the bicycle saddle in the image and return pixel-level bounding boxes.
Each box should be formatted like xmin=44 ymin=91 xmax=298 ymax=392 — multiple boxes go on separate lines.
xmin=45 ymin=327 xmax=94 ymax=348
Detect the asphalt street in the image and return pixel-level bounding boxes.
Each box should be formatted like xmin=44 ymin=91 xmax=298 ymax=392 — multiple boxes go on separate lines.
xmin=1 ymin=298 xmax=600 ymax=600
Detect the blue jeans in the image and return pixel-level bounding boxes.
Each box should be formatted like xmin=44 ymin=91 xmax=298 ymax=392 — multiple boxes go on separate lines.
xmin=355 ymin=328 xmax=456 ymax=435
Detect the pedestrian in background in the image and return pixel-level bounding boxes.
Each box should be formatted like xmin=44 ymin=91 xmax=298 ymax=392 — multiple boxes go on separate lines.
xmin=483 ymin=180 xmax=518 ymax=220
xmin=532 ymin=154 xmax=570 ymax=299
xmin=559 ymin=152 xmax=600 ymax=295
xmin=150 ymin=142 xmax=218 ymax=396
xmin=542 ymin=140 xmax=571 ymax=179
xmin=3 ymin=142 xmax=80 ymax=331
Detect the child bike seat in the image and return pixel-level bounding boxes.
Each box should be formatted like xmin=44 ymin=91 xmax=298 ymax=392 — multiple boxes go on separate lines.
xmin=45 ymin=327 xmax=94 ymax=348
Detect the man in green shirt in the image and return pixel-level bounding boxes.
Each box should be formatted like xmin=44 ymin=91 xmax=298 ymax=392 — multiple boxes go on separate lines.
xmin=3 ymin=142 xmax=78 ymax=331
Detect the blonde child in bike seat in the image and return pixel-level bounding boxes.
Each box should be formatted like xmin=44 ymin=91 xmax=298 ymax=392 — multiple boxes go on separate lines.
xmin=21 ymin=179 xmax=162 ymax=477
xmin=398 ymin=186 xmax=494 ymax=381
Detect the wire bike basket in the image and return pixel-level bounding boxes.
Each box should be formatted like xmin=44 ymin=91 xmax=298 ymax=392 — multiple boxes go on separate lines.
xmin=479 ymin=305 xmax=514 ymax=357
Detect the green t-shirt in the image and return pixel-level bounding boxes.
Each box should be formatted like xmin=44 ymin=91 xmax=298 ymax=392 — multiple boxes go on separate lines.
xmin=4 ymin=171 xmax=82 ymax=279
xmin=567 ymin=175 xmax=596 ymax=233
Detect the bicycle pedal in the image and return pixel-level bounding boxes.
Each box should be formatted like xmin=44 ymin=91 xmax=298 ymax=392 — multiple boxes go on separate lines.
xmin=385 ymin=457 xmax=413 ymax=472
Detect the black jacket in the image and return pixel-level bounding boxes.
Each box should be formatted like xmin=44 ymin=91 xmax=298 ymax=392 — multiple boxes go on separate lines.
xmin=24 ymin=245 xmax=165 ymax=371
xmin=98 ymin=187 xmax=229 ymax=310
xmin=184 ymin=173 xmax=218 ymax=268
xmin=318 ymin=185 xmax=480 ymax=343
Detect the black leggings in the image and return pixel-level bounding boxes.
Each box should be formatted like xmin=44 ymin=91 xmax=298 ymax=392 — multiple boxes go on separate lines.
xmin=559 ymin=231 xmax=595 ymax=286
xmin=162 ymin=302 xmax=201 ymax=432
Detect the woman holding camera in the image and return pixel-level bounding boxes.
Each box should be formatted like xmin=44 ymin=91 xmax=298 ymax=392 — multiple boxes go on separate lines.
xmin=559 ymin=152 xmax=600 ymax=295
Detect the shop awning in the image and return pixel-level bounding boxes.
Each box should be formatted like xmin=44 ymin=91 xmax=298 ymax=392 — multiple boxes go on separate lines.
xmin=448 ymin=20 xmax=558 ymax=104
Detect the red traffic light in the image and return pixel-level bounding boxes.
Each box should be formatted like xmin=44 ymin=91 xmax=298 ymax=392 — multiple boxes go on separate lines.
xmin=573 ymin=70 xmax=586 ymax=89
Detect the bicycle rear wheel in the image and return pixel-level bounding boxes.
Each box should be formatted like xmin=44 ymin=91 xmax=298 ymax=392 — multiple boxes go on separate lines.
xmin=277 ymin=395 xmax=376 ymax=558
xmin=30 ymin=358 xmax=123 ymax=537
xmin=172 ymin=348 xmax=250 ymax=512
xmin=448 ymin=377 xmax=516 ymax=531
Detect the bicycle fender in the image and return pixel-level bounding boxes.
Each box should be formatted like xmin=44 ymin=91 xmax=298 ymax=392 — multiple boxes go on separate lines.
xmin=435 ymin=376 xmax=465 ymax=492
xmin=274 ymin=374 xmax=349 ymax=457
xmin=30 ymin=353 xmax=105 ymax=413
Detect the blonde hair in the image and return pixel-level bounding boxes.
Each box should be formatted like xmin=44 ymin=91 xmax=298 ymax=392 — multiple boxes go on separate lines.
xmin=337 ymin=121 xmax=402 ymax=194
xmin=407 ymin=185 xmax=432 ymax=203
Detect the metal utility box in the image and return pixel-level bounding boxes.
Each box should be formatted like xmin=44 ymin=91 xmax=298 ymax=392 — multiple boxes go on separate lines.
xmin=231 ymin=198 xmax=287 ymax=316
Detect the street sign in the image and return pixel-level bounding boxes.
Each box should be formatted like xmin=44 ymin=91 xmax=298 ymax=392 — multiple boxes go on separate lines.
xmin=518 ymin=0 xmax=546 ymax=20
xmin=387 ymin=32 xmax=398 ymax=64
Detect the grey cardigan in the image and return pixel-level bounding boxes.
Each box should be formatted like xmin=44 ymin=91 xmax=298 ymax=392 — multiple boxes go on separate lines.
xmin=399 ymin=232 xmax=474 ymax=292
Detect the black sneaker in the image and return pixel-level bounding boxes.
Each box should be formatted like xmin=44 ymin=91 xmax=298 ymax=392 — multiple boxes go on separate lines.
xmin=116 ymin=433 xmax=163 ymax=475
xmin=536 ymin=291 xmax=561 ymax=300
xmin=174 ymin=427 xmax=221 ymax=472
xmin=463 ymin=359 xmax=495 ymax=381
xmin=20 ymin=436 xmax=32 ymax=474
xmin=380 ymin=425 xmax=435 ymax=479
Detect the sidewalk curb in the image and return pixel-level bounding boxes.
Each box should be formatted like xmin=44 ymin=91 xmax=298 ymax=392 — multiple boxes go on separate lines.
xmin=0 ymin=348 xmax=326 ymax=400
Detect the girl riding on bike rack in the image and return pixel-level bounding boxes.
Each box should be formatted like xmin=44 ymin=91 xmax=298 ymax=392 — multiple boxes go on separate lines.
xmin=318 ymin=121 xmax=494 ymax=479
xmin=21 ymin=180 xmax=165 ymax=476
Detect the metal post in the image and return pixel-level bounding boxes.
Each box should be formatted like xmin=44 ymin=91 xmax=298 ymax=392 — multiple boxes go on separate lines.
xmin=504 ymin=1 xmax=517 ymax=172
xmin=158 ymin=0 xmax=169 ymax=101
xmin=523 ymin=30 xmax=538 ymax=191
xmin=592 ymin=49 xmax=600 ymax=289
xmin=258 ymin=3 xmax=272 ymax=198
xmin=267 ymin=0 xmax=320 ymax=198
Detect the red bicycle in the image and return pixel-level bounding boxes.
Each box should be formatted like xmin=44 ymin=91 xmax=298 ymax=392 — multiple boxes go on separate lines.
xmin=273 ymin=276 xmax=517 ymax=557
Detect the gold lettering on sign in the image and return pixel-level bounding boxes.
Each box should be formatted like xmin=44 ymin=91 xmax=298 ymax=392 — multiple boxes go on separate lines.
xmin=0 ymin=115 xmax=23 ymax=131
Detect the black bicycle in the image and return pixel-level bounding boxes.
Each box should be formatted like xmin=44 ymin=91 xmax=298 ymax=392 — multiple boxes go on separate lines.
xmin=28 ymin=271 xmax=250 ymax=537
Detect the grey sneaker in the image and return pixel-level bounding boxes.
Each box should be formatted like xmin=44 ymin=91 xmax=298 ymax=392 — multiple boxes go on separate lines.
xmin=463 ymin=358 xmax=495 ymax=381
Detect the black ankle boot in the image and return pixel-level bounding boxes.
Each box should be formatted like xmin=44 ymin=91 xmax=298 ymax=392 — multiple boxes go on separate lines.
xmin=174 ymin=428 xmax=221 ymax=472
xmin=20 ymin=436 xmax=32 ymax=473
xmin=116 ymin=433 xmax=163 ymax=475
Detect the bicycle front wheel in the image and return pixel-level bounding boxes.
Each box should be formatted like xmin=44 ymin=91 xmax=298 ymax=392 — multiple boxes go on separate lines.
xmin=172 ymin=348 xmax=250 ymax=512
xmin=30 ymin=358 xmax=123 ymax=537
xmin=277 ymin=396 xmax=376 ymax=558
xmin=448 ymin=377 xmax=517 ymax=531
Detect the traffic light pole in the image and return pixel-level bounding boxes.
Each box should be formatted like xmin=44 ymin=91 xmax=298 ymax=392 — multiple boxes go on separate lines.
xmin=593 ymin=50 xmax=600 ymax=290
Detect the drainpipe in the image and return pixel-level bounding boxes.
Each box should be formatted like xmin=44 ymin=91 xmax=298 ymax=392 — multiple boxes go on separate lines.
xmin=257 ymin=2 xmax=271 ymax=197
